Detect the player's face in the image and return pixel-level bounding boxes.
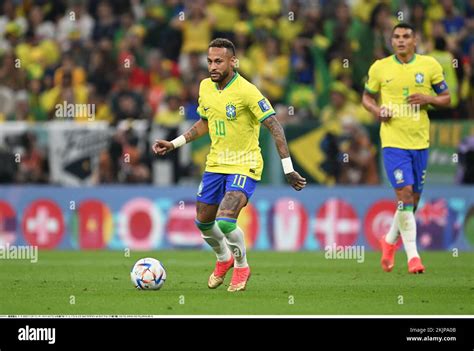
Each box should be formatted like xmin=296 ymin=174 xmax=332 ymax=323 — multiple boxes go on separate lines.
xmin=391 ymin=28 xmax=416 ymax=56
xmin=207 ymin=47 xmax=234 ymax=82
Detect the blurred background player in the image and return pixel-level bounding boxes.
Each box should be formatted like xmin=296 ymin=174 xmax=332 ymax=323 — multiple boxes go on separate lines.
xmin=153 ymin=38 xmax=306 ymax=292
xmin=362 ymin=23 xmax=451 ymax=274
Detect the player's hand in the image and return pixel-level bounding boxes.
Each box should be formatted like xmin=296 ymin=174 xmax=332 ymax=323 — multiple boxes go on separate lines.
xmin=408 ymin=93 xmax=432 ymax=106
xmin=285 ymin=171 xmax=307 ymax=191
xmin=152 ymin=139 xmax=174 ymax=156
xmin=376 ymin=106 xmax=392 ymax=122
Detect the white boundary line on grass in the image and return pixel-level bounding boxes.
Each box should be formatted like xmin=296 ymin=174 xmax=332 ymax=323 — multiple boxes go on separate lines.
xmin=1 ymin=315 xmax=473 ymax=319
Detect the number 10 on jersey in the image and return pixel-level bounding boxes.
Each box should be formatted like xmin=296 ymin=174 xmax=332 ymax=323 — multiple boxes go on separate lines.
xmin=215 ymin=120 xmax=226 ymax=136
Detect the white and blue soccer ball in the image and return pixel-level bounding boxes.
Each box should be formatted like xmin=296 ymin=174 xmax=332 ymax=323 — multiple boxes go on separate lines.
xmin=131 ymin=258 xmax=167 ymax=290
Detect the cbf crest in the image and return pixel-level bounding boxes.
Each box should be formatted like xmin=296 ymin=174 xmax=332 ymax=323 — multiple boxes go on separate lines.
xmin=394 ymin=169 xmax=404 ymax=184
xmin=226 ymin=102 xmax=237 ymax=120
xmin=415 ymin=72 xmax=424 ymax=84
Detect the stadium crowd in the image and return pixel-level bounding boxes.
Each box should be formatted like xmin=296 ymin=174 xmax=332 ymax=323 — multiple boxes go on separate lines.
xmin=0 ymin=0 xmax=473 ymax=185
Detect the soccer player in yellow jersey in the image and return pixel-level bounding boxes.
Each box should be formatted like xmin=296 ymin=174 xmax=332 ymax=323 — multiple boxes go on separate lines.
xmin=363 ymin=23 xmax=451 ymax=274
xmin=153 ymin=38 xmax=306 ymax=291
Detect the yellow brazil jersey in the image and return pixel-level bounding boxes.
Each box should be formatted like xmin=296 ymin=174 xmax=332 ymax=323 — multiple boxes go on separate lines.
xmin=365 ymin=54 xmax=446 ymax=149
xmin=197 ymin=71 xmax=276 ymax=180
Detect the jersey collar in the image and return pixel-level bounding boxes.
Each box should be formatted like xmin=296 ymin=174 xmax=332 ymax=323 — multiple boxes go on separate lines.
xmin=393 ymin=54 xmax=416 ymax=65
xmin=215 ymin=71 xmax=239 ymax=91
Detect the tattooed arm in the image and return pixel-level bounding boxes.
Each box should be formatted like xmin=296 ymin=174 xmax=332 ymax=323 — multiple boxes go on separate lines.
xmin=262 ymin=115 xmax=307 ymax=191
xmin=182 ymin=118 xmax=209 ymax=143
xmin=153 ymin=119 xmax=209 ymax=156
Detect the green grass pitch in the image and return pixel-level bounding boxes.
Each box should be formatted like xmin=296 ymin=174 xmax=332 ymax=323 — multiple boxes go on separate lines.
xmin=0 ymin=251 xmax=473 ymax=315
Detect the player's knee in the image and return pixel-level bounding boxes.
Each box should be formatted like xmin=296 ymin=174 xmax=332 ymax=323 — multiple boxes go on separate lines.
xmin=216 ymin=218 xmax=237 ymax=234
xmin=413 ymin=194 xmax=420 ymax=213
xmin=397 ymin=186 xmax=414 ymax=204
xmin=195 ymin=219 xmax=215 ymax=232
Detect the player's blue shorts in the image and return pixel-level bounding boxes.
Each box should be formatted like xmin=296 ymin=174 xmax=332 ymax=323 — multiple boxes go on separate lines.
xmin=196 ymin=172 xmax=258 ymax=205
xmin=382 ymin=147 xmax=429 ymax=193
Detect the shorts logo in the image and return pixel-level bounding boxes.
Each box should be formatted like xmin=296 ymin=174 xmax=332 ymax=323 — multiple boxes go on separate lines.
xmin=421 ymin=170 xmax=426 ymax=185
xmin=197 ymin=181 xmax=203 ymax=197
xmin=394 ymin=169 xmax=404 ymax=184
xmin=225 ymin=102 xmax=236 ymax=120
xmin=258 ymin=98 xmax=270 ymax=113
xmin=415 ymin=73 xmax=424 ymax=84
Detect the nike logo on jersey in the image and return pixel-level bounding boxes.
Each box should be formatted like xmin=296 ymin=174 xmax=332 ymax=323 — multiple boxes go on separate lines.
xmin=385 ymin=79 xmax=394 ymax=83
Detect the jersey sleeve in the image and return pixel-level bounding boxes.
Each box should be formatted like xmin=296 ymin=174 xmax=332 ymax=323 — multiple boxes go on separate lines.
xmin=196 ymin=82 xmax=208 ymax=120
xmin=245 ymin=84 xmax=276 ymax=123
xmin=364 ymin=60 xmax=381 ymax=94
xmin=430 ymin=58 xmax=449 ymax=94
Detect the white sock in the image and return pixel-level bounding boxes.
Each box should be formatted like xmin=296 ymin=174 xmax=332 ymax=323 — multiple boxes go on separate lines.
xmin=398 ymin=210 xmax=420 ymax=261
xmin=224 ymin=226 xmax=248 ymax=268
xmin=385 ymin=210 xmax=400 ymax=244
xmin=200 ymin=222 xmax=232 ymax=262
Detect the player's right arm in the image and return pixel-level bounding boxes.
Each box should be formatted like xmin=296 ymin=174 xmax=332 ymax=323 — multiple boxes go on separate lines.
xmin=362 ymin=92 xmax=392 ymax=122
xmin=152 ymin=119 xmax=209 ymax=156
xmin=362 ymin=60 xmax=392 ymax=122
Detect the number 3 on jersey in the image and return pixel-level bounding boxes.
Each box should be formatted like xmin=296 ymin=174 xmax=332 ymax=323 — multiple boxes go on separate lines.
xmin=215 ymin=120 xmax=226 ymax=136
xmin=402 ymin=87 xmax=409 ymax=102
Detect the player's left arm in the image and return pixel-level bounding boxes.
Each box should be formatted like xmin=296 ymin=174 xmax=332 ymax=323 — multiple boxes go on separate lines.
xmin=408 ymin=59 xmax=451 ymax=107
xmin=247 ymin=85 xmax=306 ymax=190
xmin=407 ymin=90 xmax=450 ymax=107
xmin=262 ymin=116 xmax=307 ymax=191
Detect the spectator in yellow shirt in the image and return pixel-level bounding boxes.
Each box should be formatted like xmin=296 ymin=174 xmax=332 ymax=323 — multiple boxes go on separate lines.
xmin=54 ymin=52 xmax=86 ymax=87
xmin=40 ymin=71 xmax=88 ymax=120
xmin=154 ymin=95 xmax=184 ymax=128
xmin=207 ymin=0 xmax=240 ymax=41
xmin=247 ymin=0 xmax=281 ymax=18
xmin=254 ymin=36 xmax=289 ymax=102
xmin=321 ymin=82 xmax=372 ymax=130
xmin=172 ymin=2 xmax=215 ymax=55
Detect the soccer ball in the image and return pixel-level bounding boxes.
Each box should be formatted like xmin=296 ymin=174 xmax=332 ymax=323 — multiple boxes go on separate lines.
xmin=130 ymin=258 xmax=167 ymax=290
